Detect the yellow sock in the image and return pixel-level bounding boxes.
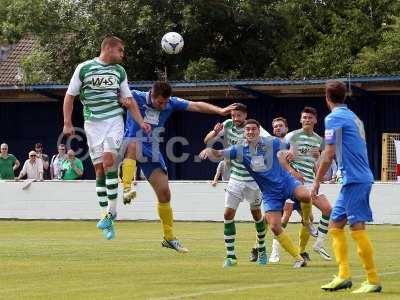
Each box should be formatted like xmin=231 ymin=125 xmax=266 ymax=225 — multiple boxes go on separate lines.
xmin=300 ymin=201 xmax=312 ymax=225
xmin=157 ymin=202 xmax=174 ymax=240
xmin=299 ymin=225 xmax=310 ymax=253
xmin=351 ymin=229 xmax=379 ymax=284
xmin=122 ymin=158 xmax=136 ymax=189
xmin=330 ymin=228 xmax=350 ymax=279
xmin=276 ymin=232 xmax=302 ymax=260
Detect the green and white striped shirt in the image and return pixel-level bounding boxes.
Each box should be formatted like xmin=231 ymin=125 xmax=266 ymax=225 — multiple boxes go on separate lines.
xmin=285 ymin=128 xmax=324 ymax=183
xmin=219 ymin=119 xmax=270 ymax=182
xmin=67 ymin=58 xmax=131 ymax=121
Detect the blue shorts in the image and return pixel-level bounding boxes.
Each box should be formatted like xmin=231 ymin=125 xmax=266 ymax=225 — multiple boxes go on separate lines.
xmin=262 ymin=176 xmax=301 ymax=212
xmin=125 ymin=140 xmax=167 ymax=179
xmin=331 ymin=182 xmax=373 ymax=226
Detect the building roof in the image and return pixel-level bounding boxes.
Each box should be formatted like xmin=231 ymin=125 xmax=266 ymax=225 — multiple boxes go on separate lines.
xmin=0 ymin=74 xmax=399 ymax=103
xmin=0 ymin=34 xmax=37 ymax=86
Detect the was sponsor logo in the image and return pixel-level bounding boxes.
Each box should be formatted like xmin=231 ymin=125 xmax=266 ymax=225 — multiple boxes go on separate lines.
xmin=91 ymin=75 xmax=118 ymax=89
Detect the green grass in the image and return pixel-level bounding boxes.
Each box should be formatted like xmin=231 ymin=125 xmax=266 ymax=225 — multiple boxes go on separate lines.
xmin=0 ymin=221 xmax=399 ymax=300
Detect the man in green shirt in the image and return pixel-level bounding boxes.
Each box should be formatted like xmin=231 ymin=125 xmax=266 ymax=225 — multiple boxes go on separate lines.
xmin=0 ymin=143 xmax=20 ymax=179
xmin=61 ymin=150 xmax=83 ymax=180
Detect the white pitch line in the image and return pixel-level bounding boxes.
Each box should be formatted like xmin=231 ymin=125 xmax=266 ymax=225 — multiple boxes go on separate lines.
xmin=149 ymin=270 xmax=400 ymax=300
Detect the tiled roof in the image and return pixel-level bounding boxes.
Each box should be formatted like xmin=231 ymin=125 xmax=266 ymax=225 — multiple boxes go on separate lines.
xmin=0 ymin=34 xmax=37 ymax=85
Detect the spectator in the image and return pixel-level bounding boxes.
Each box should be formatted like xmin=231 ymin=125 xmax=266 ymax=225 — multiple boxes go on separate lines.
xmin=17 ymin=151 xmax=44 ymax=180
xmin=35 ymin=143 xmax=50 ymax=179
xmin=211 ymin=160 xmax=230 ymax=186
xmin=0 ymin=143 xmax=20 ymax=179
xmin=50 ymin=144 xmax=68 ymax=179
xmin=60 ymin=150 xmax=83 ymax=180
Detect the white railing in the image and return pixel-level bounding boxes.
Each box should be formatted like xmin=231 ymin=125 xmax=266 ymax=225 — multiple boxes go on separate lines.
xmin=0 ymin=181 xmax=399 ymax=224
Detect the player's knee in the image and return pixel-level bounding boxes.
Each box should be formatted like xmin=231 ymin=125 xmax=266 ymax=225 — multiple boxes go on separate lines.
xmin=102 ymin=154 xmax=115 ymax=170
xmin=126 ymin=143 xmax=137 ymax=160
xmin=224 ymin=209 xmax=235 ymax=220
xmin=158 ymin=187 xmax=171 ymax=202
xmin=269 ymin=224 xmax=282 ymax=236
xmin=250 ymin=208 xmax=262 ymax=221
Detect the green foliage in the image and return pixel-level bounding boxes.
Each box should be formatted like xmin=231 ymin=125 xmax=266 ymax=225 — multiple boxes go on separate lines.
xmin=352 ymin=17 xmax=400 ymax=74
xmin=20 ymin=48 xmax=54 ymax=84
xmin=184 ymin=58 xmax=220 ymax=80
xmin=1 ymin=0 xmax=399 ymax=82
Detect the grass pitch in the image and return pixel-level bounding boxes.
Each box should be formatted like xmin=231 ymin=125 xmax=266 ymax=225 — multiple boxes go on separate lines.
xmin=1 ymin=221 xmax=399 ymax=300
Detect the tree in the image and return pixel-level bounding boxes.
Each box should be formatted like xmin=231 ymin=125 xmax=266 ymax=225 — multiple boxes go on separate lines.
xmin=352 ymin=17 xmax=400 ymax=74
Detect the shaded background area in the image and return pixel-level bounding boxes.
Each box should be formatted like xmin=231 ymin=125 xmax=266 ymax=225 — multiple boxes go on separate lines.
xmin=1 ymin=94 xmax=399 ymax=180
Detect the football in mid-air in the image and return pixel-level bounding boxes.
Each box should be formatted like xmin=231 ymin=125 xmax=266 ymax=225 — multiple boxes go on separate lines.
xmin=161 ymin=32 xmax=184 ymax=54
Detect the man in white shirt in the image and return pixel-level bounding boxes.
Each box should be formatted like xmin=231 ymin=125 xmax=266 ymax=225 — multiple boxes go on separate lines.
xmin=17 ymin=151 xmax=44 ymax=181
xmin=50 ymin=144 xmax=68 ymax=179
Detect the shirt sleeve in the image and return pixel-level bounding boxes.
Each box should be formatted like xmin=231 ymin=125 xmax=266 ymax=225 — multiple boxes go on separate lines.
xmin=259 ymin=126 xmax=271 ymax=137
xmin=170 ymin=96 xmax=189 ymax=111
xmin=221 ymin=146 xmax=238 ymax=160
xmin=120 ymin=77 xmax=132 ymax=98
xmin=324 ymin=116 xmax=339 ymax=145
xmin=66 ymin=64 xmax=83 ymax=96
xmin=77 ymin=159 xmax=84 ymax=172
xmin=37 ymin=159 xmax=43 ymax=173
xmin=20 ymin=161 xmax=27 ymax=176
xmin=216 ymin=161 xmax=224 ymax=173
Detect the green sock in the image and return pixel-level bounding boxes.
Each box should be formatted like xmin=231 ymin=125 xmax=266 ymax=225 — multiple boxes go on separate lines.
xmin=255 ymin=217 xmax=266 ymax=253
xmin=106 ymin=171 xmax=118 ymax=216
xmin=96 ymin=176 xmax=107 ymax=214
xmin=224 ymin=219 xmax=236 ymax=259
xmin=318 ymin=215 xmax=330 ymax=236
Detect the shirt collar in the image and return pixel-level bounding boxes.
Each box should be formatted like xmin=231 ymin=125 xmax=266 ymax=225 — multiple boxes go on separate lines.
xmin=332 ymin=104 xmax=348 ymax=111
xmin=94 ymin=57 xmax=109 ymax=65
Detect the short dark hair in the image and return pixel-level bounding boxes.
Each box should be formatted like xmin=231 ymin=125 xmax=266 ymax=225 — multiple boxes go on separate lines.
xmin=301 ymin=106 xmax=318 ymax=118
xmin=244 ymin=119 xmax=260 ymax=128
xmin=35 ymin=143 xmax=43 ymax=149
xmin=232 ymin=103 xmax=247 ymax=113
xmin=152 ymin=81 xmax=172 ymax=98
xmin=101 ymin=35 xmax=124 ymax=50
xmin=326 ymin=80 xmax=346 ymax=103
xmin=272 ymin=117 xmax=288 ymax=128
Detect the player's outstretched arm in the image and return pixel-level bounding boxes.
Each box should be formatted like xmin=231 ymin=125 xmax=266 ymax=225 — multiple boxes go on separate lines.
xmin=63 ymin=94 xmax=75 ymax=136
xmin=187 ymin=102 xmax=237 ymax=116
xmin=199 ymin=148 xmax=224 ymax=161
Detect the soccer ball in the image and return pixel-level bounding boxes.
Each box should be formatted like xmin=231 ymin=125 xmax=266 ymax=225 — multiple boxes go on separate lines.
xmin=161 ymin=32 xmax=184 ymax=54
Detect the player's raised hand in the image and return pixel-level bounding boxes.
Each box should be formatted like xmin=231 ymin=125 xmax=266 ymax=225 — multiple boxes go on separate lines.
xmin=219 ymin=103 xmax=238 ymax=116
xmin=213 ymin=123 xmax=223 ymax=134
xmin=63 ymin=123 xmax=75 ymax=137
xmin=141 ymin=122 xmax=152 ymax=134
